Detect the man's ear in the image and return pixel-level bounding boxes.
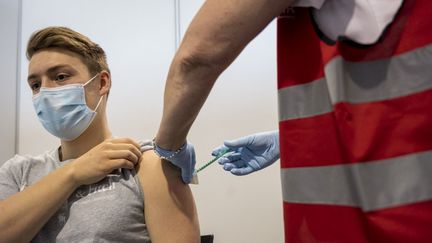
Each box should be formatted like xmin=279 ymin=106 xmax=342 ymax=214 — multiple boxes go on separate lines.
xmin=98 ymin=70 xmax=111 ymax=96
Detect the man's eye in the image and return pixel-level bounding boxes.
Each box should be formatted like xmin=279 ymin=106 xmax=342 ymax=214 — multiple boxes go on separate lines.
xmin=31 ymin=82 xmax=41 ymax=91
xmin=55 ymin=74 xmax=69 ymax=81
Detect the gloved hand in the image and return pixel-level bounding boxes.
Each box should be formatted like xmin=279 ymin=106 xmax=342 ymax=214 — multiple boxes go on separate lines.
xmin=153 ymin=141 xmax=196 ymax=184
xmin=212 ymin=131 xmax=280 ymax=175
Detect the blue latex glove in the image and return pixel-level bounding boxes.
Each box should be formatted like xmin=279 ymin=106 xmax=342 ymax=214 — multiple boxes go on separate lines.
xmin=212 ymin=131 xmax=280 ymax=175
xmin=153 ymin=141 xmax=196 ymax=184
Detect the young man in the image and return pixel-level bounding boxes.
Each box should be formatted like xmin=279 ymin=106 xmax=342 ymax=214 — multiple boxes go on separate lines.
xmin=0 ymin=27 xmax=200 ymax=243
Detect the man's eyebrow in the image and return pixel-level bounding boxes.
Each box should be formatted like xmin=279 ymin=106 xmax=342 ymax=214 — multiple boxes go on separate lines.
xmin=27 ymin=74 xmax=38 ymax=82
xmin=27 ymin=64 xmax=75 ymax=81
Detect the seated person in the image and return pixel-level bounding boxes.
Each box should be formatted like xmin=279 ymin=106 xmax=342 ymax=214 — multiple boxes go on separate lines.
xmin=0 ymin=27 xmax=200 ymax=243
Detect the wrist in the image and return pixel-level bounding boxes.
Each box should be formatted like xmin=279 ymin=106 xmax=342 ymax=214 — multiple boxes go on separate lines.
xmin=152 ymin=139 xmax=187 ymax=161
xmin=154 ymin=131 xmax=187 ymax=151
xmin=62 ymin=163 xmax=82 ymax=189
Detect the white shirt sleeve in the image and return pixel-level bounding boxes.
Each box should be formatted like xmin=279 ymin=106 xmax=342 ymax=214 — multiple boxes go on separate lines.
xmin=292 ymin=0 xmax=404 ymax=45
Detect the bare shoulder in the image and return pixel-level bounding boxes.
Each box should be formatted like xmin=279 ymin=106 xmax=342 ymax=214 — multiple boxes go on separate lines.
xmin=136 ymin=150 xmax=183 ymax=185
xmin=135 ymin=150 xmax=200 ymax=243
xmin=136 ymin=150 xmax=197 ymax=213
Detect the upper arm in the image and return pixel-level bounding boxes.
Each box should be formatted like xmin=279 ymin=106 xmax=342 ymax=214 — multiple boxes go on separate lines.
xmin=137 ymin=150 xmax=200 ymax=243
xmin=177 ymin=0 xmax=295 ymax=69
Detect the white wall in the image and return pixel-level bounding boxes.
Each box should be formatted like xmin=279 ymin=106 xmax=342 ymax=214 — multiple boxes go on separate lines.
xmin=7 ymin=0 xmax=283 ymax=242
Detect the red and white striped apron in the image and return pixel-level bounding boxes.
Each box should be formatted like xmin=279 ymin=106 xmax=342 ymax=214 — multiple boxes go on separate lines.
xmin=277 ymin=0 xmax=432 ymax=242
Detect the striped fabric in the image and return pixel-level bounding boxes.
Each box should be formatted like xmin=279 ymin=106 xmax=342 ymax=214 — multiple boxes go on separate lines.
xmin=277 ymin=1 xmax=432 ymax=242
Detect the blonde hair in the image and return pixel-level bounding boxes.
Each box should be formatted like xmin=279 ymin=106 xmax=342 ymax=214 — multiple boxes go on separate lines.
xmin=26 ymin=26 xmax=110 ymax=75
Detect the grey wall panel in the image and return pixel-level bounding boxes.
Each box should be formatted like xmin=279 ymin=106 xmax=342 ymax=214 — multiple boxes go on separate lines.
xmin=0 ymin=0 xmax=19 ymax=165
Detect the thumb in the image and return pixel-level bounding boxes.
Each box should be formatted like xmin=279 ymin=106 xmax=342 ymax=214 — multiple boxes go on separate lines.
xmin=181 ymin=168 xmax=191 ymax=184
xmin=212 ymin=145 xmax=228 ymax=156
xmin=224 ymin=135 xmax=254 ymax=150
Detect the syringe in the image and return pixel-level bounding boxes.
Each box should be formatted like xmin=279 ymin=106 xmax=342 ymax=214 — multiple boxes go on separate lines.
xmin=196 ymin=147 xmax=231 ymax=173
xmin=190 ymin=147 xmax=231 ymax=184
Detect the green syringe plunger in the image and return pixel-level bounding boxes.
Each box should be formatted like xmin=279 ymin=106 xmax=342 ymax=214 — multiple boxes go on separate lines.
xmin=196 ymin=147 xmax=231 ymax=173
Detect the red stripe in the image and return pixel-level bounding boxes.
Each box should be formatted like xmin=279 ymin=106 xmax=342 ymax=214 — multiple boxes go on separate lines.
xmin=279 ymin=112 xmax=346 ymax=168
xmin=279 ymin=88 xmax=432 ymax=168
xmin=283 ymin=200 xmax=432 ymax=243
xmin=277 ymin=9 xmax=325 ymax=89
xmin=367 ymin=200 xmax=432 ymax=243
xmin=283 ymin=202 xmax=368 ymax=243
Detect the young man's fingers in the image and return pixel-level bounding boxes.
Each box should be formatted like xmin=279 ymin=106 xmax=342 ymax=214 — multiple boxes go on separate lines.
xmin=107 ymin=143 xmax=142 ymax=161
xmin=106 ymin=150 xmax=140 ymax=164
xmin=109 ymin=159 xmax=135 ymax=170
xmin=109 ymin=138 xmax=142 ymax=150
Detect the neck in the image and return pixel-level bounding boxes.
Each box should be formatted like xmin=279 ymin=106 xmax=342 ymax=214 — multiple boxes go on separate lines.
xmin=60 ymin=114 xmax=111 ymax=161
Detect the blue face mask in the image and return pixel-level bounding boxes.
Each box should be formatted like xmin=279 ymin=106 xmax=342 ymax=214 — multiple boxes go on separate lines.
xmin=32 ymin=74 xmax=103 ymax=141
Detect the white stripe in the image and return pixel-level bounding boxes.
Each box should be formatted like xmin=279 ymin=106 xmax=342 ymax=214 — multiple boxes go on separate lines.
xmin=278 ymin=78 xmax=332 ymax=121
xmin=327 ymin=44 xmax=432 ymax=104
xmin=281 ymin=150 xmax=432 ymax=211
xmin=278 ymin=44 xmax=432 ymax=121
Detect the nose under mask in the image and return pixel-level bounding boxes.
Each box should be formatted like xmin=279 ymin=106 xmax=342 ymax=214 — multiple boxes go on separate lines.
xmin=32 ymin=74 xmax=103 ymax=141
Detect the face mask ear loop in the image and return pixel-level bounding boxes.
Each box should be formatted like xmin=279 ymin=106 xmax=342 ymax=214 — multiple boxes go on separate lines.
xmin=84 ymin=73 xmax=104 ymax=112
xmin=83 ymin=73 xmax=99 ymax=87
xmin=93 ymin=95 xmax=104 ymax=112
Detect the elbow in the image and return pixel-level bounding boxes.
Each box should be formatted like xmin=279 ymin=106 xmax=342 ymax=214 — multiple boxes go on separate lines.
xmin=174 ymin=52 xmax=223 ymax=84
xmin=173 ymin=42 xmax=238 ymax=85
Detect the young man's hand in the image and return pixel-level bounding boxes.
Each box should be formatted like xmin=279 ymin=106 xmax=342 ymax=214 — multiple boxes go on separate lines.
xmin=68 ymin=138 xmax=142 ymax=186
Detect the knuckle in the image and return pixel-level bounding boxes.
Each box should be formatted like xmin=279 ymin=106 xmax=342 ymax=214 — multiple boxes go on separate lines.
xmin=101 ymin=165 xmax=110 ymax=173
xmin=126 ymin=152 xmax=134 ymax=161
xmin=98 ymin=164 xmax=109 ymax=174
xmin=128 ymin=143 xmax=136 ymax=151
xmin=125 ymin=144 xmax=132 ymax=151
xmin=120 ymin=159 xmax=127 ymax=165
xmin=122 ymin=159 xmax=131 ymax=167
xmin=101 ymin=143 xmax=109 ymax=150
